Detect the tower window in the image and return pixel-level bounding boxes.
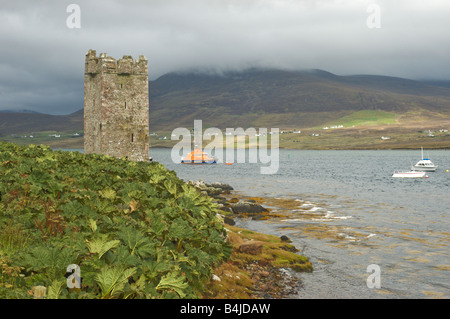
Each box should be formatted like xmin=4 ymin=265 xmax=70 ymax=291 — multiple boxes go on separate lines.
xmin=125 ymin=101 xmax=127 ymax=109
xmin=131 ymin=133 xmax=134 ymax=142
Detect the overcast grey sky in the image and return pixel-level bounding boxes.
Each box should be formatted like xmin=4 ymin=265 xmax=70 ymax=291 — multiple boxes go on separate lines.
xmin=1 ymin=0 xmax=449 ymax=114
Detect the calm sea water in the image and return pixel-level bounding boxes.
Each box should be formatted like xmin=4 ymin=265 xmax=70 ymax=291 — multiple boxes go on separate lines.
xmin=67 ymin=148 xmax=450 ymax=298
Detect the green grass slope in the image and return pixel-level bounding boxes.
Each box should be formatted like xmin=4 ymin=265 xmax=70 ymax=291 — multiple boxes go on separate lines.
xmin=322 ymin=110 xmax=397 ymax=127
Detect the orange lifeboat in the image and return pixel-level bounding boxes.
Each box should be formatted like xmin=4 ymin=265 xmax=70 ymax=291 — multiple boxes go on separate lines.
xmin=181 ymin=149 xmax=217 ymax=164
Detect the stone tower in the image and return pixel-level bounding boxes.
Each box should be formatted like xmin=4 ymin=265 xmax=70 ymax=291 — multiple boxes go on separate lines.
xmin=84 ymin=49 xmax=149 ymax=161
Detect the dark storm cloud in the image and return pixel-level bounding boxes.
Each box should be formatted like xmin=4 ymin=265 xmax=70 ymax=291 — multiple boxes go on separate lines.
xmin=0 ymin=0 xmax=449 ymax=114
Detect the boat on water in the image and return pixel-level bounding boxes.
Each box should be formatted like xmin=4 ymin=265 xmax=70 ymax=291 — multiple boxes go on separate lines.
xmin=181 ymin=149 xmax=217 ymax=164
xmin=392 ymin=171 xmax=427 ymax=178
xmin=411 ymin=147 xmax=438 ymax=172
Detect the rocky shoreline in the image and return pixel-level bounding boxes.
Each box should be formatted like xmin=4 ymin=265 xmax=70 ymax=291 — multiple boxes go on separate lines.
xmin=189 ymin=180 xmax=284 ymax=222
xmin=189 ymin=180 xmax=312 ymax=299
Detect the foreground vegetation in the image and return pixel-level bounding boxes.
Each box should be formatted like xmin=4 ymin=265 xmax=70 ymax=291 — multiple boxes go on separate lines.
xmin=0 ymin=142 xmax=232 ymax=299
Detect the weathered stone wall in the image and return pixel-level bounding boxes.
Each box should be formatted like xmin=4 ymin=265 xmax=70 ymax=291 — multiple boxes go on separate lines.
xmin=84 ymin=49 xmax=149 ymax=161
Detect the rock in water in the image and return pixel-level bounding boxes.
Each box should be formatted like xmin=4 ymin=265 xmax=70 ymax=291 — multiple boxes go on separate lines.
xmin=231 ymin=202 xmax=268 ymax=215
xmin=224 ymin=216 xmax=236 ymax=226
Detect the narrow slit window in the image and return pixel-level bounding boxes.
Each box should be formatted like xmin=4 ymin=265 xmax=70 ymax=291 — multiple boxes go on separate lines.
xmin=125 ymin=101 xmax=127 ymax=109
xmin=131 ymin=133 xmax=134 ymax=143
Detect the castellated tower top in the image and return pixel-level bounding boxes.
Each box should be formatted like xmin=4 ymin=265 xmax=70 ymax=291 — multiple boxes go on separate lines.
xmin=84 ymin=49 xmax=150 ymax=162
xmin=85 ymin=49 xmax=148 ymax=75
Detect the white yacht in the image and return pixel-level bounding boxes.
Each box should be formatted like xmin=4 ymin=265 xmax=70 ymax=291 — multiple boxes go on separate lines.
xmin=392 ymin=171 xmax=427 ymax=178
xmin=411 ymin=147 xmax=438 ymax=172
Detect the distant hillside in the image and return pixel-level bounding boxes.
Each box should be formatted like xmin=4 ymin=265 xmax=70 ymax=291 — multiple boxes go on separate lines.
xmin=0 ymin=109 xmax=42 ymax=114
xmin=149 ymin=69 xmax=450 ymax=130
xmin=0 ymin=109 xmax=82 ymax=136
xmin=422 ymin=80 xmax=450 ymax=89
xmin=1 ymin=69 xmax=450 ymax=136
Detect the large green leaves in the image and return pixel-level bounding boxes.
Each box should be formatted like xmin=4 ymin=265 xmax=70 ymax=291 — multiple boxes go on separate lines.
xmin=95 ymin=266 xmax=137 ymax=299
xmin=0 ymin=142 xmax=230 ymax=299
xmin=18 ymin=246 xmax=77 ymax=282
xmin=116 ymin=226 xmax=156 ymax=258
xmin=156 ymin=272 xmax=189 ymax=298
xmin=86 ymin=237 xmax=120 ymax=259
xmin=47 ymin=278 xmax=67 ymax=299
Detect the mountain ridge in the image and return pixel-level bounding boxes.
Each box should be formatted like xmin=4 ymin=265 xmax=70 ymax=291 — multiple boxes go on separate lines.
xmin=1 ymin=68 xmax=450 ymax=136
xmin=148 ymin=68 xmax=450 ymax=130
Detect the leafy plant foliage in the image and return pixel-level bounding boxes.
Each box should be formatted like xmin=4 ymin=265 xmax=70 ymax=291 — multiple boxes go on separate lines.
xmin=0 ymin=142 xmax=231 ymax=298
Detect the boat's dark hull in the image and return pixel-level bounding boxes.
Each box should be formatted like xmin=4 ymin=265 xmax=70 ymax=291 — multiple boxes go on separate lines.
xmin=181 ymin=160 xmax=217 ymax=165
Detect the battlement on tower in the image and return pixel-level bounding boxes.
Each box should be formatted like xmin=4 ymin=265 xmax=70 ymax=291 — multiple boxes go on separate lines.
xmin=85 ymin=49 xmax=148 ymax=75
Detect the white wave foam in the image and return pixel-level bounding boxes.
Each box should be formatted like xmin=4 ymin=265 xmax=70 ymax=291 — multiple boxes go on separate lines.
xmin=334 ymin=215 xmax=352 ymax=220
xmin=281 ymin=218 xmax=302 ymax=222
xmin=324 ymin=211 xmax=352 ymax=220
xmin=338 ymin=233 xmax=356 ymax=240
xmin=312 ymin=218 xmax=334 ymax=222
xmin=324 ymin=211 xmax=334 ymax=218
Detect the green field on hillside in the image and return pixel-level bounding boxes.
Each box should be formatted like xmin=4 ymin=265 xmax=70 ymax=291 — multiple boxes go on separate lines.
xmin=322 ymin=110 xmax=397 ymax=128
